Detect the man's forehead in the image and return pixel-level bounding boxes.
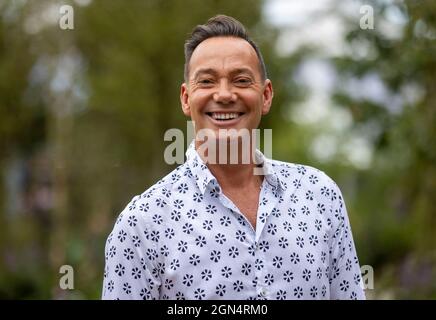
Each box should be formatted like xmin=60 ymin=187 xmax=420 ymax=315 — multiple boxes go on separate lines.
xmin=189 ymin=37 xmax=260 ymax=77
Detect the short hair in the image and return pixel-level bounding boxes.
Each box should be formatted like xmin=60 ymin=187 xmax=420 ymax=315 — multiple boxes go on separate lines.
xmin=184 ymin=14 xmax=267 ymax=82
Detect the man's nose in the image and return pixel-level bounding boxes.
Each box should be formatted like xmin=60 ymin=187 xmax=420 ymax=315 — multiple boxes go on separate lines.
xmin=213 ymin=80 xmax=235 ymax=104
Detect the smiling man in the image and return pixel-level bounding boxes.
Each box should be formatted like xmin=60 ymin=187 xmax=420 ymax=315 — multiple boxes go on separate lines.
xmin=179 ymin=28 xmax=274 ymax=229
xmin=102 ymin=15 xmax=366 ymax=300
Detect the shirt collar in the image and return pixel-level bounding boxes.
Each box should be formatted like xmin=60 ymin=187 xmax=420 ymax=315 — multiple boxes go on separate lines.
xmin=185 ymin=140 xmax=286 ymax=194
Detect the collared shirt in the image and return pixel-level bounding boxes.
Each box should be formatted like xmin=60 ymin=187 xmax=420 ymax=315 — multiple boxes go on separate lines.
xmin=102 ymin=142 xmax=365 ymax=300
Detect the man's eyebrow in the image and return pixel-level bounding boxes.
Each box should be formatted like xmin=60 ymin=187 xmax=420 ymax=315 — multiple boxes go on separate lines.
xmin=193 ymin=68 xmax=218 ymax=79
xmin=230 ymin=68 xmax=255 ymax=78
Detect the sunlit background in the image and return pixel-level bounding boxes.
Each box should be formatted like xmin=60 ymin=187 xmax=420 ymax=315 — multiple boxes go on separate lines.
xmin=0 ymin=0 xmax=435 ymax=299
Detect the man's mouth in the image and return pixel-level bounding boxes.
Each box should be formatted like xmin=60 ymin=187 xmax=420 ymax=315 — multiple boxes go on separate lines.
xmin=205 ymin=112 xmax=245 ymax=121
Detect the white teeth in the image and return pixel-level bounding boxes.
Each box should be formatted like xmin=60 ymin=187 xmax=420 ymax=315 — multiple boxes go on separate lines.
xmin=210 ymin=112 xmax=240 ymax=120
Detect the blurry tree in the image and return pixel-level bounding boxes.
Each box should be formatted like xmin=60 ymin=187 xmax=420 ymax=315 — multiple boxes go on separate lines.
xmin=0 ymin=0 xmax=302 ymax=299
xmin=0 ymin=0 xmax=435 ymax=299
xmin=329 ymin=0 xmax=436 ymax=298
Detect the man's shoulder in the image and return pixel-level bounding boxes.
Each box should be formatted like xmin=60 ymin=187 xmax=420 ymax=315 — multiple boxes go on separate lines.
xmin=143 ymin=162 xmax=192 ymax=197
xmin=270 ymin=158 xmax=336 ymax=187
xmin=123 ymin=162 xmax=191 ymax=209
xmin=111 ymin=163 xmax=191 ymax=230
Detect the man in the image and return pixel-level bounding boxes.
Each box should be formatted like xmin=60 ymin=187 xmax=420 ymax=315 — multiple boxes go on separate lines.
xmin=102 ymin=15 xmax=365 ymax=300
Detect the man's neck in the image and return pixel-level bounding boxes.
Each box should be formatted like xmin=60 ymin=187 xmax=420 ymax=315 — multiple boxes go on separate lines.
xmin=195 ymin=139 xmax=263 ymax=191
xmin=208 ymin=161 xmax=262 ymax=191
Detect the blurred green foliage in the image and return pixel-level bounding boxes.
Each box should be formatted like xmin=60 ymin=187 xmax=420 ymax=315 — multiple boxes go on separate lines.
xmin=0 ymin=0 xmax=435 ymax=299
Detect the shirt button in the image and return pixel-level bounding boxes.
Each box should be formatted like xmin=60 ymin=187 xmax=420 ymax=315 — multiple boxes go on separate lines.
xmin=260 ymin=288 xmax=268 ymax=296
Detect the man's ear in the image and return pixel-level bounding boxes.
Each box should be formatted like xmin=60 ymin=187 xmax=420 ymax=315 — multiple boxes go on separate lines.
xmin=180 ymin=83 xmax=191 ymax=117
xmin=261 ymin=79 xmax=274 ymax=115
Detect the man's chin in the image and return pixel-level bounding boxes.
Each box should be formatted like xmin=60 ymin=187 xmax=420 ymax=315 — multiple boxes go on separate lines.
xmin=195 ymin=127 xmax=253 ymax=141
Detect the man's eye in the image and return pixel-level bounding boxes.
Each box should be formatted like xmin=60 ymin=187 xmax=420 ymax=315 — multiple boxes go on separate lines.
xmin=235 ymin=78 xmax=252 ymax=85
xmin=198 ymin=79 xmax=213 ymax=84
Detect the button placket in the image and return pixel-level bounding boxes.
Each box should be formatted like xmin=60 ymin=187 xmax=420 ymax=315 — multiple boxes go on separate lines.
xmin=254 ymin=241 xmax=267 ymax=299
xmin=255 ymin=184 xmax=280 ymax=243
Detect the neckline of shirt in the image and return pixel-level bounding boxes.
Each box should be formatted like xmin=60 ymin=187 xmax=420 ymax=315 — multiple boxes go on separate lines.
xmin=185 ymin=140 xmax=286 ymax=195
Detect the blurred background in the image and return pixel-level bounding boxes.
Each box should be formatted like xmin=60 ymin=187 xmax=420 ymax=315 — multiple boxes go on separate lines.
xmin=0 ymin=0 xmax=435 ymax=299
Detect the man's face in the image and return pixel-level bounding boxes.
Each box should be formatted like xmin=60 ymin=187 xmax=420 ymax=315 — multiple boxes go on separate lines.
xmin=180 ymin=36 xmax=273 ymax=138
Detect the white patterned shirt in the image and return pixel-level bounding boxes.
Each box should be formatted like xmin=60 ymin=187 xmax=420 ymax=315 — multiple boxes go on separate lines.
xmin=102 ymin=142 xmax=365 ymax=300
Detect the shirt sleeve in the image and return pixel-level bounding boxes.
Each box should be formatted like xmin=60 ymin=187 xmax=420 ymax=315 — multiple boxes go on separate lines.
xmin=328 ymin=181 xmax=366 ymax=300
xmin=102 ymin=196 xmax=161 ymax=300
